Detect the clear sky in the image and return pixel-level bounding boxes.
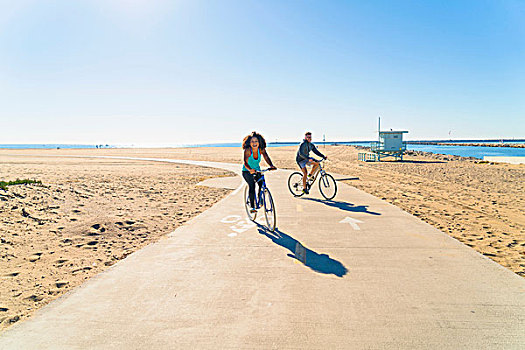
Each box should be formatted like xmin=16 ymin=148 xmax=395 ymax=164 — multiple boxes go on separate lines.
xmin=1 ymin=0 xmax=524 ymax=145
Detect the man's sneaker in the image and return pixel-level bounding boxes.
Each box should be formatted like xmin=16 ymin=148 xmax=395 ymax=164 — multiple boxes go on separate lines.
xmin=302 ymin=188 xmax=309 ymax=195
xmin=250 ymin=208 xmax=257 ymax=214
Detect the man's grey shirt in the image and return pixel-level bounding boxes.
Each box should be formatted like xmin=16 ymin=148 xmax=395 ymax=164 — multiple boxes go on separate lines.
xmin=296 ymin=140 xmax=325 ymax=163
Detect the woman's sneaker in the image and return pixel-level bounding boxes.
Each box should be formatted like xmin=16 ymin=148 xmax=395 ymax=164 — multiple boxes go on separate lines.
xmin=250 ymin=208 xmax=257 ymax=214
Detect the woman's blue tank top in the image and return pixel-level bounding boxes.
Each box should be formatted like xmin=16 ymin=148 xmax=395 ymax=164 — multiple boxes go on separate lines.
xmin=242 ymin=149 xmax=261 ymax=172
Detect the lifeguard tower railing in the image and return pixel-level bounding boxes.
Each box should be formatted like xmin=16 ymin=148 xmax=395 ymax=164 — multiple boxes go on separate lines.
xmin=370 ymin=141 xmax=407 ymax=160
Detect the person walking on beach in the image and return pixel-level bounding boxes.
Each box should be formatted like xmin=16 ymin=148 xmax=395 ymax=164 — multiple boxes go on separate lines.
xmin=296 ymin=131 xmax=327 ymax=194
xmin=242 ymin=131 xmax=277 ymax=213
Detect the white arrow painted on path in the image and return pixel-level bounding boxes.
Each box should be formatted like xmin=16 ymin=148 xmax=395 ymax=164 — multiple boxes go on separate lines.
xmin=339 ymin=217 xmax=364 ymax=230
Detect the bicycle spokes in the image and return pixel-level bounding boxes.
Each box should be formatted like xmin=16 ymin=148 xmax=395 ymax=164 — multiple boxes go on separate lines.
xmin=244 ymin=186 xmax=257 ymax=220
xmin=319 ymin=173 xmax=337 ymax=200
xmin=287 ymin=172 xmax=305 ymax=197
xmin=263 ymin=189 xmax=276 ymax=231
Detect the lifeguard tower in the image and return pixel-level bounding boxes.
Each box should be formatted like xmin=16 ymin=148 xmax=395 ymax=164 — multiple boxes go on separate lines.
xmin=358 ymin=119 xmax=408 ymax=161
xmin=370 ymin=131 xmax=408 ymax=160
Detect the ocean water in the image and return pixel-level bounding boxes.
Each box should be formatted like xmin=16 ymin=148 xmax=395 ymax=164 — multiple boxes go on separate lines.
xmin=0 ymin=144 xmax=101 ymax=149
xmin=2 ymin=142 xmax=524 ymax=159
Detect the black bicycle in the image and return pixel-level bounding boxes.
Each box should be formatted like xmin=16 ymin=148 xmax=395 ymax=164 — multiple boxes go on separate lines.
xmin=287 ymin=159 xmax=337 ymax=200
xmin=244 ymin=169 xmax=276 ymax=231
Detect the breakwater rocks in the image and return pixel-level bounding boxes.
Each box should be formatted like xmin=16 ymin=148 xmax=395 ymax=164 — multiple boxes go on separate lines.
xmin=350 ymin=145 xmax=478 ymax=161
xmin=404 ymin=150 xmax=478 ymax=161
xmin=409 ymin=142 xmax=525 ymax=148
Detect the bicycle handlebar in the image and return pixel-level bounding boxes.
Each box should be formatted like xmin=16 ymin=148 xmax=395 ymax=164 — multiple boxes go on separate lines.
xmin=256 ymin=168 xmax=276 ymax=174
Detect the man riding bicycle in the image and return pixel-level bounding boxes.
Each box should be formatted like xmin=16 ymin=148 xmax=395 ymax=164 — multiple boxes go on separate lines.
xmin=296 ymin=132 xmax=327 ymax=194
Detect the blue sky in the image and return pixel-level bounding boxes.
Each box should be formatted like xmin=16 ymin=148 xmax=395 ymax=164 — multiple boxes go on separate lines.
xmin=1 ymin=0 xmax=524 ymax=145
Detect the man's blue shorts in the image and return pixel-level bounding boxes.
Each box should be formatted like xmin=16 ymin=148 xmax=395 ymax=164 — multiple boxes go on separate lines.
xmin=297 ymin=159 xmax=310 ymax=169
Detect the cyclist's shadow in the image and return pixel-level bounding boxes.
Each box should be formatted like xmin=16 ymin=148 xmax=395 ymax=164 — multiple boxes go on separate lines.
xmin=256 ymin=224 xmax=348 ymax=278
xmin=300 ymin=197 xmax=381 ymax=215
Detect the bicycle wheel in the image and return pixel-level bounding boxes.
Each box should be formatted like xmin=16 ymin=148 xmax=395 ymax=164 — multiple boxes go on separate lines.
xmin=319 ymin=173 xmax=337 ymax=200
xmin=287 ymin=172 xmax=305 ymax=197
xmin=263 ymin=188 xmax=276 ymax=231
xmin=244 ymin=186 xmax=257 ymax=221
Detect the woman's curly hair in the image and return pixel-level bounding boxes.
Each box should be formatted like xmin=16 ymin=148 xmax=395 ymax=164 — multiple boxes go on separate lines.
xmin=242 ymin=131 xmax=267 ymax=150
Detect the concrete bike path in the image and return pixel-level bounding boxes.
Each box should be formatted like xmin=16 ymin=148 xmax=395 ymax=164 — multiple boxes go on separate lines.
xmin=1 ymin=158 xmax=524 ymax=349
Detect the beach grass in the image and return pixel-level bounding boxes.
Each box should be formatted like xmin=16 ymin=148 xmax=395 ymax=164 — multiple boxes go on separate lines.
xmin=0 ymin=178 xmax=42 ymax=190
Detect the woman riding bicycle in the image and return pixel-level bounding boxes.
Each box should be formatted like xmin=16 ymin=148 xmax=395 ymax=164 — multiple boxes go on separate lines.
xmin=242 ymin=131 xmax=277 ymax=213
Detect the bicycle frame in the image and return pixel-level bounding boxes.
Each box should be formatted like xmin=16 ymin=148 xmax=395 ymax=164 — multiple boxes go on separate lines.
xmin=252 ymin=170 xmax=270 ymax=209
xmin=307 ymin=160 xmax=327 ymax=186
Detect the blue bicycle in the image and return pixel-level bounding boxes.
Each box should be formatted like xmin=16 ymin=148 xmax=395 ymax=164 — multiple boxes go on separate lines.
xmin=244 ymin=169 xmax=277 ymax=231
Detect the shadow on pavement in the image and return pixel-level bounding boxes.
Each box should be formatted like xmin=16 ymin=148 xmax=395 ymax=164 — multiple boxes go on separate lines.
xmin=256 ymin=224 xmax=348 ymax=278
xmin=388 ymin=160 xmax=445 ymax=164
xmin=300 ymin=197 xmax=381 ymax=215
xmin=335 ymin=177 xmax=359 ymax=181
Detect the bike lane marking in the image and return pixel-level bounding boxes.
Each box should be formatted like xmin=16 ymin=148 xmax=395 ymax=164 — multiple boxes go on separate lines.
xmin=220 ymin=215 xmax=256 ymax=237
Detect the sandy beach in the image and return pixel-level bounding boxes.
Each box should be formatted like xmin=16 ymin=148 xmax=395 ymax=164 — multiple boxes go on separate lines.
xmin=0 ymin=154 xmax=233 ymax=330
xmin=1 ymin=146 xmax=524 ymax=331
